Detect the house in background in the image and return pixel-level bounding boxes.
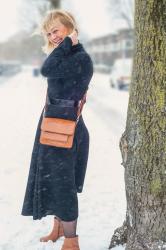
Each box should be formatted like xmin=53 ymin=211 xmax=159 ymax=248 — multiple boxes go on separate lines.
xmin=85 ymin=28 xmax=134 ymax=71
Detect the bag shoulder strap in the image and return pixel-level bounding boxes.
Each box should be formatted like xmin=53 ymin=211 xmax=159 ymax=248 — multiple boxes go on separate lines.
xmin=76 ymin=91 xmax=87 ymax=121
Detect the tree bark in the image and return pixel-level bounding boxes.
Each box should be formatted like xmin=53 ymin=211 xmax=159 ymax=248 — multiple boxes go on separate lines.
xmin=110 ymin=0 xmax=166 ymax=249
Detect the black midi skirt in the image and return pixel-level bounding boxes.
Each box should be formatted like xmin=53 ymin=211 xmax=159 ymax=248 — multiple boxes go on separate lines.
xmin=21 ymin=107 xmax=89 ymax=221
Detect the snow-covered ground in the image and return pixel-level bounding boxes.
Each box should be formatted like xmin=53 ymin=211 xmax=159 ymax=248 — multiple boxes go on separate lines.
xmin=0 ymin=70 xmax=129 ymax=250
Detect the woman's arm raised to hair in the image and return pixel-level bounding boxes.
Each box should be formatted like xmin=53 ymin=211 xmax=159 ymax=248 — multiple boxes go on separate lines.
xmin=40 ymin=36 xmax=91 ymax=79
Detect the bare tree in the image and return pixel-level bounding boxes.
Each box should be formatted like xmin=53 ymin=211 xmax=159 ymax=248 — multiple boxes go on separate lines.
xmin=20 ymin=0 xmax=61 ymax=32
xmin=1 ymin=0 xmax=63 ymax=63
xmin=109 ymin=0 xmax=166 ymax=249
xmin=107 ymin=0 xmax=134 ymax=29
xmin=49 ymin=0 xmax=61 ymax=8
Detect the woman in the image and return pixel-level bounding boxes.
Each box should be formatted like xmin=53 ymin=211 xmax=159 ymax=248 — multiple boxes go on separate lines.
xmin=21 ymin=9 xmax=93 ymax=250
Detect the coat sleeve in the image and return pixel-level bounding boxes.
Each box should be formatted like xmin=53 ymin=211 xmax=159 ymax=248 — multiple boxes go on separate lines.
xmin=40 ymin=36 xmax=91 ymax=79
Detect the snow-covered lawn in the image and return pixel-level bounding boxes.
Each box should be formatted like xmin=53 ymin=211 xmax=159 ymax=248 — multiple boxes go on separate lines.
xmin=0 ymin=70 xmax=128 ymax=250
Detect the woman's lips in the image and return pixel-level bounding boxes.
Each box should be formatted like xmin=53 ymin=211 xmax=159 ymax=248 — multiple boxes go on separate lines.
xmin=54 ymin=39 xmax=62 ymax=44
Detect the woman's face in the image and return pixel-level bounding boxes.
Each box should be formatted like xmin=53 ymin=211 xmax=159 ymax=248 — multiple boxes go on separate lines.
xmin=46 ymin=18 xmax=72 ymax=47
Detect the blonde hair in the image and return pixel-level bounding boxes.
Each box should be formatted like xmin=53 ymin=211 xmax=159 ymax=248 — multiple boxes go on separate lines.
xmin=34 ymin=9 xmax=79 ymax=55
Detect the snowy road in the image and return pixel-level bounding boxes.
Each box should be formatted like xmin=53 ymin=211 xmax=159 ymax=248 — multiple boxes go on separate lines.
xmin=88 ymin=73 xmax=128 ymax=135
xmin=0 ymin=70 xmax=128 ymax=250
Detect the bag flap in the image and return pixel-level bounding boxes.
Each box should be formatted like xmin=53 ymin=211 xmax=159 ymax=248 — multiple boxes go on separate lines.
xmin=41 ymin=131 xmax=68 ymax=142
xmin=41 ymin=117 xmax=76 ymax=135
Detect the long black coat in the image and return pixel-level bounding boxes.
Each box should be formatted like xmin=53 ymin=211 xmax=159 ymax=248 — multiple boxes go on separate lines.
xmin=21 ymin=36 xmax=93 ymax=221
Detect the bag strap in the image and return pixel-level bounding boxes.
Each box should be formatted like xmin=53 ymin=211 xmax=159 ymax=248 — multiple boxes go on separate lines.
xmin=43 ymin=90 xmax=48 ymax=117
xmin=76 ymin=91 xmax=87 ymax=122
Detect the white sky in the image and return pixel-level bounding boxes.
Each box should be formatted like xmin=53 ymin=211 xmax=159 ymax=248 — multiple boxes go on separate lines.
xmin=0 ymin=0 xmax=21 ymax=42
xmin=0 ymin=0 xmax=127 ymax=42
xmin=62 ymin=0 xmax=111 ymax=39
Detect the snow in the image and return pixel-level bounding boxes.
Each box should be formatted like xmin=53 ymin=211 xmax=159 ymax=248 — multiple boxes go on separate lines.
xmin=112 ymin=246 xmax=126 ymax=250
xmin=0 ymin=70 xmax=128 ymax=249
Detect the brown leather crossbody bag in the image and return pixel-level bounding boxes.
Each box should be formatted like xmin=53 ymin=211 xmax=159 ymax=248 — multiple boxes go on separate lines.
xmin=39 ymin=91 xmax=87 ymax=148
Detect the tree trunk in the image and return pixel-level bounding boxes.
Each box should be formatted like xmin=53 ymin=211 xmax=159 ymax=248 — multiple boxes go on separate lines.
xmin=110 ymin=0 xmax=166 ymax=249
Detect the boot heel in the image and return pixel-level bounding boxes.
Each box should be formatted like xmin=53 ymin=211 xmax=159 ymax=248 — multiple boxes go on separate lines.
xmin=40 ymin=218 xmax=64 ymax=242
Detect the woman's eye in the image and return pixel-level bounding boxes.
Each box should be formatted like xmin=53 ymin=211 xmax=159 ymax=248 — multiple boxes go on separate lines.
xmin=53 ymin=30 xmax=57 ymax=34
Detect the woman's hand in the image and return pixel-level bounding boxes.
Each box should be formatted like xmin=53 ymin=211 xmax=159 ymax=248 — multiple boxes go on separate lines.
xmin=68 ymin=30 xmax=78 ymax=46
